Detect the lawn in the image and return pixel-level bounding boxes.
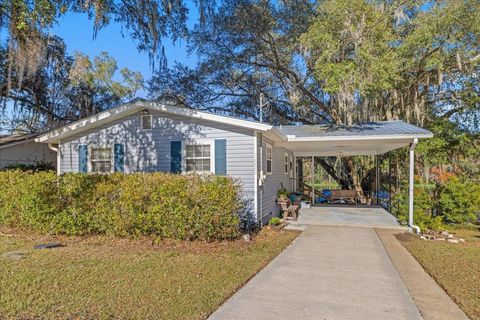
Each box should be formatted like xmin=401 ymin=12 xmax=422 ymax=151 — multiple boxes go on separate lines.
xmin=397 ymin=228 xmax=480 ymax=320
xmin=0 ymin=228 xmax=299 ymax=320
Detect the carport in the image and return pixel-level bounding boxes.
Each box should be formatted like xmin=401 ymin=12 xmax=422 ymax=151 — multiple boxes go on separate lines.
xmin=275 ymin=121 xmax=433 ymax=231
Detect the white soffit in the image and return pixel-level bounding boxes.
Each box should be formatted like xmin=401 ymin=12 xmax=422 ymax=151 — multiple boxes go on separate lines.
xmin=282 ymin=138 xmax=417 ymax=156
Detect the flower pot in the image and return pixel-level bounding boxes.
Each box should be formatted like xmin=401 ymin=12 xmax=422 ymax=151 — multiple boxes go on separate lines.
xmin=301 ymin=201 xmax=311 ymax=208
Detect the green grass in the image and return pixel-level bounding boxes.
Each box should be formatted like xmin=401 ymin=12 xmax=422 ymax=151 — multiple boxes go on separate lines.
xmin=397 ymin=228 xmax=480 ymax=320
xmin=313 ymin=182 xmax=339 ymax=190
xmin=0 ymin=228 xmax=299 ymax=319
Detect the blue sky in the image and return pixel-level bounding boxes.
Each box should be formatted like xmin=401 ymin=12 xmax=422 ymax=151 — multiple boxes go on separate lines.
xmin=50 ymin=6 xmax=200 ymax=97
xmin=1 ymin=3 xmax=201 ymax=132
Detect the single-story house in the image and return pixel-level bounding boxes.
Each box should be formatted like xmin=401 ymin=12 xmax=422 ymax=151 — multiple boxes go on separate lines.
xmin=0 ymin=133 xmax=57 ymax=169
xmin=35 ymin=99 xmax=432 ymax=227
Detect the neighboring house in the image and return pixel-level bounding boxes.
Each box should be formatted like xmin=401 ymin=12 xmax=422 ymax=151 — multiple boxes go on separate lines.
xmin=36 ymin=99 xmax=432 ymax=225
xmin=0 ymin=133 xmax=57 ymax=169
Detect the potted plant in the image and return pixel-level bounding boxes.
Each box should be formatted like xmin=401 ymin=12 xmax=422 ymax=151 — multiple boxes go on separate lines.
xmin=277 ymin=187 xmax=290 ymax=203
xmin=268 ymin=217 xmax=283 ymax=230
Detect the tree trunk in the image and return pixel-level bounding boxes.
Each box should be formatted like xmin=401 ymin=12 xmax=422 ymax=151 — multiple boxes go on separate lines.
xmin=346 ymin=157 xmax=367 ymax=204
xmin=317 ymin=158 xmax=350 ymax=189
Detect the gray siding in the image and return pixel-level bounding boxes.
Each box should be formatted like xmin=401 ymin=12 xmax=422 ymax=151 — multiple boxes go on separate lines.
xmin=0 ymin=141 xmax=57 ymax=168
xmin=59 ymin=111 xmax=256 ymax=199
xmin=258 ymin=135 xmax=294 ymax=225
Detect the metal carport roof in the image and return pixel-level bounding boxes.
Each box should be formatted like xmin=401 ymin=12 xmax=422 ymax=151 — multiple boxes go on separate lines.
xmin=274 ymin=121 xmax=433 ymax=156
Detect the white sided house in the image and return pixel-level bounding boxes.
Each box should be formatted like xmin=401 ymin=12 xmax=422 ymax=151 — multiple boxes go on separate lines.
xmin=0 ymin=133 xmax=57 ymax=169
xmin=36 ymin=99 xmax=432 ymax=226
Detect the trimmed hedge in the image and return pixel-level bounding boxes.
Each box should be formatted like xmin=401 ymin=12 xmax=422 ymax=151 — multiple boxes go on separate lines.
xmin=0 ymin=171 xmax=252 ymax=240
xmin=0 ymin=161 xmax=55 ymax=172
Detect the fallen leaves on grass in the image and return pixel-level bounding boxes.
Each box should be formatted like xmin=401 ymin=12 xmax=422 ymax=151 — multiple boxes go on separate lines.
xmin=0 ymin=227 xmax=299 ymax=320
xmin=397 ymin=230 xmax=480 ymax=320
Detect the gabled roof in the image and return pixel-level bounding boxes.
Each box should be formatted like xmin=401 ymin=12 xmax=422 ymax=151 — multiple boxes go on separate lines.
xmin=35 ymin=98 xmax=433 ymax=147
xmin=0 ymin=133 xmax=41 ymax=149
xmin=35 ymin=100 xmax=273 ymax=143
xmin=275 ymin=121 xmax=433 ymax=141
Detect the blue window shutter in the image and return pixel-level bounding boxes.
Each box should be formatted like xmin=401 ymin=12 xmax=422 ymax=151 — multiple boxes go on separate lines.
xmin=114 ymin=143 xmax=124 ymax=172
xmin=171 ymin=141 xmax=182 ymax=173
xmin=78 ymin=145 xmax=88 ymax=173
xmin=215 ymin=139 xmax=227 ymax=175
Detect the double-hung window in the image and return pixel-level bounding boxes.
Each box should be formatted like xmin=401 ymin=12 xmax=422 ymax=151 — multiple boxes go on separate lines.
xmin=186 ymin=144 xmax=211 ymax=173
xmin=90 ymin=147 xmax=112 ymax=173
xmin=284 ymin=153 xmax=289 ymax=174
xmin=266 ymin=144 xmax=273 ymax=174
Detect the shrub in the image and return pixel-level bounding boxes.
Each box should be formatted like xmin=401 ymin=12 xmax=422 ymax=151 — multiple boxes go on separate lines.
xmin=392 ymin=176 xmax=480 ymax=231
xmin=1 ymin=161 xmax=55 ymax=172
xmin=0 ymin=171 xmax=249 ymax=240
xmin=269 ymin=217 xmax=281 ymax=226
xmin=436 ymin=177 xmax=480 ymax=225
xmin=277 ymin=187 xmax=289 ymax=198
xmin=392 ymin=188 xmax=444 ymax=231
xmin=0 ymin=170 xmax=57 ymax=228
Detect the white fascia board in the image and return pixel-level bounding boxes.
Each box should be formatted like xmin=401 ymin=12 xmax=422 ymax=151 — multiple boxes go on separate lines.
xmin=35 ymin=102 xmax=142 ymax=143
xmin=147 ymin=102 xmax=273 ymax=132
xmin=285 ymin=133 xmax=433 ymax=142
xmin=36 ymin=101 xmax=274 ymax=144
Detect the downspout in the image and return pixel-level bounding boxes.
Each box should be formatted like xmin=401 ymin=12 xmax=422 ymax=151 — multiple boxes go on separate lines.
xmin=253 ymin=132 xmax=258 ymax=225
xmin=409 ymin=138 xmax=421 ymax=233
xmin=259 ymin=135 xmax=264 ymax=227
xmin=47 ymin=143 xmax=58 ymax=152
xmin=48 ymin=143 xmax=60 ymax=176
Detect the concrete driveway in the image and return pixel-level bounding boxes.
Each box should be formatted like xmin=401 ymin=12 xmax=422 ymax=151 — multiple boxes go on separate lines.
xmin=209 ymin=225 xmax=422 ymax=320
xmin=288 ymin=206 xmax=404 ymax=230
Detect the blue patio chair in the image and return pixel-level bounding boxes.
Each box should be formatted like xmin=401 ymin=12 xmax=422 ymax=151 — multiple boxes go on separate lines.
xmin=377 ymin=190 xmax=389 ymax=200
xmin=373 ymin=191 xmax=390 ymax=207
xmin=317 ymin=189 xmax=331 ymax=203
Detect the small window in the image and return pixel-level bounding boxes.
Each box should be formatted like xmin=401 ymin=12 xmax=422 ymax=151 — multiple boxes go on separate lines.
xmin=90 ymin=147 xmax=112 ymax=173
xmin=141 ymin=114 xmax=152 ymax=130
xmin=186 ymin=144 xmax=211 ymax=173
xmin=266 ymin=144 xmax=272 ymax=174
xmin=284 ymin=153 xmax=289 ymax=174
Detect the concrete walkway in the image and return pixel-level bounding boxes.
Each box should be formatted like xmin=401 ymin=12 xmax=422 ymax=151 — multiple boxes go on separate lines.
xmin=376 ymin=229 xmax=469 ymax=320
xmin=288 ymin=206 xmax=404 ymax=230
xmin=209 ymin=226 xmax=422 ymax=320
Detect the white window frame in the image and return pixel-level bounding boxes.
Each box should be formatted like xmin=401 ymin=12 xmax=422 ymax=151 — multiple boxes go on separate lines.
xmin=88 ymin=145 xmax=114 ymax=174
xmin=266 ymin=143 xmax=273 ymax=175
xmin=182 ymin=139 xmax=215 ymax=174
xmin=141 ymin=114 xmax=153 ymax=130
xmin=284 ymin=152 xmax=289 ymax=174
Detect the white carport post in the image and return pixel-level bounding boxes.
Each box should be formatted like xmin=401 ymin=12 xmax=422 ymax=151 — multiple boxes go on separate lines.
xmin=409 ymin=138 xmax=420 ymax=233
